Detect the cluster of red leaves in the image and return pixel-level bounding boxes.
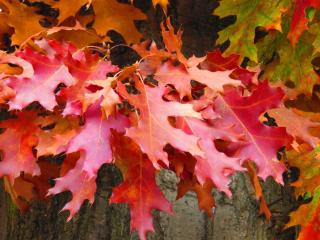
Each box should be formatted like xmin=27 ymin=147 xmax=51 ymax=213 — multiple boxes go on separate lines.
xmin=0 ymin=1 xmax=320 ymax=240
xmin=0 ymin=18 xmax=299 ymax=239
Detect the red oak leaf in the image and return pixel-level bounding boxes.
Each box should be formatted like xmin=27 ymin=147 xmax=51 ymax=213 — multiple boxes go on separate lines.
xmin=268 ymin=106 xmax=320 ymax=147
xmin=200 ymin=50 xmax=255 ymax=87
xmin=34 ymin=39 xmax=77 ymax=59
xmin=117 ymin=75 xmax=203 ymax=167
xmin=214 ymin=81 xmax=293 ymax=183
xmin=154 ymin=60 xmax=241 ymax=97
xmin=110 ymin=131 xmax=172 ymax=240
xmin=0 ymin=111 xmax=40 ymax=183
xmin=133 ymin=40 xmax=171 ymax=74
xmin=85 ymin=77 xmax=120 ymax=118
xmin=177 ymin=117 xmax=243 ymax=196
xmin=288 ymin=0 xmax=320 ymax=46
xmin=60 ymin=52 xmax=118 ymax=115
xmin=201 ymin=50 xmax=240 ymax=71
xmin=66 ymin=102 xmax=129 ymax=178
xmin=47 ymin=102 xmax=128 ymax=219
xmin=6 ymin=43 xmax=76 ymax=110
xmin=154 ymin=61 xmax=193 ymax=97
xmin=188 ymin=67 xmax=241 ymax=92
xmin=135 ymin=18 xmax=203 ymax=71
xmin=47 ymin=153 xmax=97 ymax=221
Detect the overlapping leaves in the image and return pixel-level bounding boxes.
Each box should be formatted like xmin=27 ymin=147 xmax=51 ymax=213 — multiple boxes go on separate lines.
xmin=1 ymin=1 xmax=320 ymax=239
xmin=0 ymin=20 xmax=296 ymax=239
xmin=213 ymin=1 xmax=320 ymax=237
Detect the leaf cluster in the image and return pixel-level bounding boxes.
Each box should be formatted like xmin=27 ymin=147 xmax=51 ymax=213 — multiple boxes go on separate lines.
xmin=0 ymin=1 xmax=320 ymax=239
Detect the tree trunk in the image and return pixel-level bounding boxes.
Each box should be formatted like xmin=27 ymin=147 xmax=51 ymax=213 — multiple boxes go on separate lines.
xmin=0 ymin=166 xmax=298 ymax=240
xmin=0 ymin=0 xmax=299 ymax=239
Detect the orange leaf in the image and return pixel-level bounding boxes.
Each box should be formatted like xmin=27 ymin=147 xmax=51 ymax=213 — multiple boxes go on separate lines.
xmin=244 ymin=161 xmax=271 ymax=220
xmin=0 ymin=0 xmax=44 ymax=45
xmin=92 ymin=0 xmax=146 ymax=44
xmin=152 ymin=0 xmax=168 ymax=12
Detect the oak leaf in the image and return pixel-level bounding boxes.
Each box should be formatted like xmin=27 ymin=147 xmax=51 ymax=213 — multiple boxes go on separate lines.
xmin=287 ymin=187 xmax=320 ymax=240
xmin=287 ymin=144 xmax=320 ymax=196
xmin=0 ymin=0 xmax=45 ymax=45
xmin=65 ymin=102 xmax=128 ymax=178
xmin=6 ymin=44 xmax=76 ymax=110
xmin=244 ymin=161 xmax=271 ymax=220
xmin=36 ymin=114 xmax=80 ymax=156
xmin=92 ymin=0 xmax=146 ymax=44
xmin=47 ymin=153 xmax=97 ymax=221
xmin=60 ymin=52 xmax=118 ymax=116
xmin=214 ymin=81 xmax=293 ymax=183
xmin=177 ymin=117 xmax=243 ymax=196
xmin=268 ymin=106 xmax=320 ymax=147
xmin=258 ymin=18 xmax=319 ymax=95
xmin=45 ymin=22 xmax=103 ymax=49
xmin=0 ymin=81 xmax=15 ymax=103
xmin=117 ymin=76 xmax=203 ymax=167
xmin=199 ymin=50 xmax=255 ymax=87
xmin=36 ymin=0 xmax=89 ymax=23
xmin=0 ymin=111 xmax=40 ymax=183
xmin=214 ymin=0 xmax=290 ymax=62
xmin=85 ymin=78 xmax=120 ymax=118
xmin=110 ymin=131 xmax=172 ymax=240
xmin=177 ymin=176 xmax=215 ymax=216
xmin=0 ymin=52 xmax=33 ymax=79
xmin=154 ymin=60 xmax=241 ymax=98
xmin=288 ymin=0 xmax=320 ymax=46
xmin=47 ymin=102 xmax=128 ymax=219
xmin=4 ymin=176 xmax=33 ymax=211
xmin=160 ymin=17 xmax=188 ymax=65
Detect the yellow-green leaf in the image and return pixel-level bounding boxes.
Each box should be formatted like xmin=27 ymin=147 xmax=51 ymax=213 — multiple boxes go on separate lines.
xmin=214 ymin=0 xmax=290 ymax=62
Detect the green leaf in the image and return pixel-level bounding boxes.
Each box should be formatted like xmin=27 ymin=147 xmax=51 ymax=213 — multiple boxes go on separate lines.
xmin=214 ymin=0 xmax=291 ymax=62
xmin=258 ymin=18 xmax=319 ymax=94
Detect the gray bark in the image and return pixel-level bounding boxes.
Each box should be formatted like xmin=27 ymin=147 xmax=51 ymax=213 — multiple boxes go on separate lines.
xmin=0 ymin=166 xmax=298 ymax=240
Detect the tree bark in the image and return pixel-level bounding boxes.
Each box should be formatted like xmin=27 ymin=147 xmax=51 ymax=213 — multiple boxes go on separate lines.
xmin=0 ymin=166 xmax=298 ymax=240
xmin=0 ymin=0 xmax=299 ymax=239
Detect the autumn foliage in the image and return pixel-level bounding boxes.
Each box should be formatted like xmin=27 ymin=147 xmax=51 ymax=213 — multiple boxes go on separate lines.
xmin=0 ymin=0 xmax=320 ymax=239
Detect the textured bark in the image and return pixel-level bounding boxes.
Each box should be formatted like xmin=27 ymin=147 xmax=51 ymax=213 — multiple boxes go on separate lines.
xmin=0 ymin=0 xmax=299 ymax=239
xmin=0 ymin=166 xmax=298 ymax=240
